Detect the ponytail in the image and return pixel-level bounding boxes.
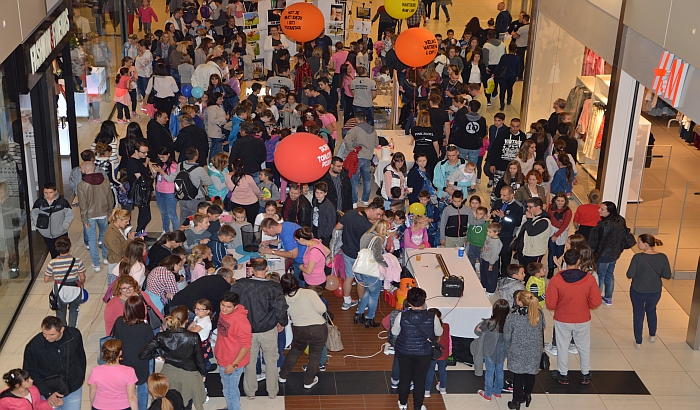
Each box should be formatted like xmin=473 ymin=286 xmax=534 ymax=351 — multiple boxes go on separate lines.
xmin=147 ymin=373 xmax=174 ymax=410
xmin=558 ymin=154 xmax=574 ymax=184
xmin=108 ymin=208 xmax=131 ymax=225
xmin=517 ymin=291 xmax=541 ymax=327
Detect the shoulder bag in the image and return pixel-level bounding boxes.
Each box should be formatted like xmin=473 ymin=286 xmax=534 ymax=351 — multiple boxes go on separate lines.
xmin=146 ymin=77 xmax=158 ymax=104
xmin=412 ymin=314 xmax=444 ymax=360
xmin=352 ymin=236 xmax=381 ymax=278
xmin=49 ymin=258 xmax=76 ymax=311
xmin=98 ymin=324 xmax=116 ymax=365
xmin=43 ymin=334 xmax=72 ymax=397
xmin=325 ymin=315 xmax=343 ymax=352
xmin=141 ymin=294 xmax=163 ymax=331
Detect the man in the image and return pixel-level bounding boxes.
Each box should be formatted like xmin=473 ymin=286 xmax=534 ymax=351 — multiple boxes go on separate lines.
xmin=266 ymin=67 xmax=295 ymax=97
xmin=314 ymin=29 xmax=334 ymax=63
xmin=147 ymin=111 xmax=174 ymax=162
xmin=230 ymin=258 xmax=288 ymax=399
xmin=259 ymin=219 xmax=307 ymax=284
xmin=507 ymin=10 xmax=526 ymax=35
xmin=335 ymin=201 xmax=384 ymax=310
xmin=192 ymin=56 xmax=224 ymax=90
xmin=350 ymin=67 xmax=378 ymax=125
xmin=456 ymin=100 xmax=487 ymax=165
xmin=223 ymin=16 xmax=239 ymax=44
xmin=166 ymin=267 xmax=235 ymax=316
xmin=281 ymin=183 xmax=312 ymax=228
xmin=467 ymin=83 xmax=488 ymax=114
xmin=547 ymin=98 xmax=567 ymax=136
xmin=490 ymin=185 xmax=523 ymax=276
xmin=428 ymin=94 xmax=450 ymax=154
xmin=495 ymin=2 xmax=512 ymax=40
xmin=177 ymin=148 xmax=213 ymax=220
xmin=77 ymin=162 xmax=114 ymax=272
xmin=165 ymin=8 xmax=187 ymax=35
xmin=318 ymin=156 xmax=353 ymax=212
xmin=486 ymin=113 xmax=507 ymax=187
xmin=228 ymin=122 xmax=266 ymax=182
xmin=546 ymin=249 xmax=602 ymax=386
xmin=512 ymin=13 xmax=530 ymax=80
xmin=210 ymin=0 xmax=228 ymax=36
xmin=487 ymin=117 xmax=527 ymax=185
xmin=405 ymin=0 xmax=427 ymax=28
xmin=481 ymin=30 xmax=505 ymax=101
xmin=343 ymin=111 xmax=378 ymax=207
xmin=73 ymin=8 xmax=92 ymax=36
xmin=175 ymin=115 xmax=209 ymax=166
xmin=433 ymin=145 xmax=465 ymax=207
xmin=31 ymin=183 xmax=73 ymax=258
xmin=165 ymin=0 xmax=184 ymax=15
xmin=304 ymin=85 xmax=328 ymax=111
xmin=318 ymin=78 xmax=338 ymax=118
xmin=23 ymin=316 xmax=86 ymax=410
xmin=517 ymin=197 xmax=551 ymax=266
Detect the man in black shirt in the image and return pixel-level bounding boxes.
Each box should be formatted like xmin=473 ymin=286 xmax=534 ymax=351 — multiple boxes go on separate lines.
xmin=165 ymin=267 xmax=235 ymax=318
xmin=318 ymin=77 xmax=338 ymax=118
xmin=547 ymin=98 xmax=567 ymax=136
xmin=146 ymin=111 xmax=174 ymax=162
xmin=317 ymin=156 xmax=353 ymax=212
xmin=281 ymin=183 xmax=312 ymax=228
xmin=304 ymin=85 xmax=328 ymax=111
xmin=490 ymin=185 xmax=523 ymax=276
xmin=428 ymin=94 xmax=450 ymax=156
xmin=174 ymin=115 xmax=209 ymax=166
xmin=126 ymin=140 xmax=153 ymax=233
xmin=228 ymin=122 xmax=266 ymax=181
xmin=315 ymin=30 xmax=333 ymax=63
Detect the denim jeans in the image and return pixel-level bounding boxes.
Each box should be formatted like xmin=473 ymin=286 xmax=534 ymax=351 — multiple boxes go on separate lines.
xmin=137 ymin=76 xmax=149 ymax=98
xmin=86 ymin=217 xmax=108 ymax=267
xmin=220 ymin=366 xmax=244 ymax=410
xmin=356 ymin=273 xmax=382 ymax=319
xmin=137 ymin=382 xmax=149 ymax=410
xmin=292 ymin=261 xmax=306 ymax=287
xmin=484 ymin=356 xmax=504 ymax=397
xmin=630 ymin=287 xmax=662 ymax=344
xmin=210 ymin=138 xmax=224 ymax=160
xmin=597 ymin=260 xmax=617 ymax=300
xmin=434 ymin=3 xmax=450 ymax=18
xmin=53 ymin=387 xmax=82 ymax=410
xmin=350 ymin=158 xmax=372 ymax=204
xmin=548 ymin=239 xmax=565 ymax=273
xmin=353 ymin=106 xmax=374 ymax=126
xmin=391 ymin=354 xmax=400 ymax=383
xmin=425 ymin=359 xmax=448 ymax=391
xmin=56 ymin=296 xmax=81 ymax=328
xmin=155 ymin=191 xmax=179 ymax=232
xmin=467 ymin=244 xmax=481 ymax=269
xmin=457 ymin=147 xmax=480 ymax=165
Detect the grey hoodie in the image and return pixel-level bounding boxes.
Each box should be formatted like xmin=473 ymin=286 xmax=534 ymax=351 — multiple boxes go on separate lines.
xmin=497 ymin=276 xmax=525 ymax=307
xmin=482 ymin=39 xmax=506 ymax=66
xmin=31 ymin=196 xmax=74 ymax=239
xmin=345 ymin=122 xmax=379 ymax=160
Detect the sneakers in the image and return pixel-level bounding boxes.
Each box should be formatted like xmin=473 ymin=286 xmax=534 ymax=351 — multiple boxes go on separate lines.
xmin=301 ymin=364 xmax=326 ymax=372
xmin=85 ymin=245 xmax=90 ymax=250
xmin=256 ymin=372 xmax=266 ymax=381
xmin=103 ymin=259 xmax=109 ymax=265
xmin=391 ymin=378 xmax=399 ymax=389
xmin=493 ymin=393 xmax=501 ymax=398
xmin=581 ymin=373 xmax=591 ymax=385
xmin=93 ymin=265 xmax=101 ymax=272
xmin=544 ymin=343 xmax=557 ymax=356
xmin=424 ymin=390 xmax=430 ymax=398
xmin=117 ymin=118 xmax=129 ymax=123
xmin=439 ymin=387 xmax=447 ymax=395
xmin=556 ymin=373 xmax=569 ymax=385
xmin=304 ymin=376 xmax=319 ymax=389
xmin=568 ymin=343 xmax=579 ymax=355
xmin=131 ymin=111 xmax=140 ymax=118
xmin=649 ymin=335 xmax=657 ymax=343
xmin=476 ymin=179 xmax=481 ymax=184
xmin=635 ymin=343 xmax=642 ymax=350
xmin=603 ymin=297 xmax=613 ymax=306
xmin=398 ymin=402 xmax=408 ymax=410
xmin=358 ymin=201 xmax=369 ymax=207
xmin=502 ymin=380 xmax=513 ymax=392
xmin=278 ymin=376 xmax=286 ymax=383
xmin=341 ymin=300 xmax=359 ymax=310
xmin=487 ymin=180 xmax=494 ymax=188
xmin=487 ymin=101 xmax=492 ymax=106
xmin=478 ymin=390 xmax=491 ymax=401
xmin=485 ymin=292 xmax=494 ymax=298
xmin=204 ymin=396 xmax=209 ymax=404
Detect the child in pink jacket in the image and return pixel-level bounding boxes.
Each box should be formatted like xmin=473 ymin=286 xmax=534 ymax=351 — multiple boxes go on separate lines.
xmin=403 ymin=215 xmax=431 ymax=249
xmin=137 ymin=0 xmax=158 ymax=34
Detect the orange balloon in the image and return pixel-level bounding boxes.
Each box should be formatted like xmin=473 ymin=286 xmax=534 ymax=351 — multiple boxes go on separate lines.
xmin=394 ymin=28 xmax=439 ymax=67
xmin=274 ymin=132 xmax=332 ymax=183
xmin=325 ymin=275 xmax=340 ymax=291
xmin=280 ymin=3 xmax=325 ymax=43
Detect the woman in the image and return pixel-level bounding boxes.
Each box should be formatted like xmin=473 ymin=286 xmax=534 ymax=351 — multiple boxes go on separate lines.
xmin=532 ymin=161 xmax=551 ymax=202
xmin=315 ymin=105 xmax=337 ymax=154
xmin=461 ymin=51 xmax=487 ymax=89
xmin=0 ymin=369 xmax=55 ymax=410
xmin=104 ymin=208 xmax=135 ymax=284
xmin=546 ymin=139 xmax=578 ymax=182
xmin=514 ymin=140 xmax=536 ymax=176
xmin=381 ymin=152 xmax=407 ymax=209
xmin=88 ymin=339 xmax=139 ymax=410
xmin=139 ymin=306 xmax=206 ymax=410
xmin=146 ymin=255 xmax=184 ymax=306
xmin=515 ymin=170 xmax=546 ymax=208
xmin=573 ymin=189 xmax=602 ymax=241
xmin=626 ymin=234 xmax=671 ymax=349
xmin=492 ymin=160 xmax=524 ymax=206
xmin=205 ymin=92 xmax=229 ymax=158
xmin=147 ymin=373 xmax=188 ymax=410
xmin=529 ymin=122 xmax=550 ymax=161
xmin=339 ymin=62 xmax=355 ymax=118
xmin=589 ymin=201 xmax=631 ymax=305
xmin=355 ymin=220 xmax=390 ymax=328
xmin=504 ymin=291 xmax=544 ymax=409
xmin=119 ymin=122 xmax=146 ymax=171
xmin=105 ymin=275 xmax=163 ymax=334
xmin=494 ymin=42 xmax=521 ymax=111
xmin=411 ymin=110 xmax=440 ymax=175
xmin=294 ymin=227 xmax=330 ymax=288
xmin=225 ymin=158 xmax=263 ymax=223
xmin=406 ymin=154 xmax=436 ymax=204
xmin=194 ymin=38 xmax=212 ymax=68
xmin=263 ymin=26 xmax=290 ymax=76
xmin=113 ymin=296 xmax=157 ymax=410
xmin=393 ymin=287 xmax=443 ymax=410
xmin=169 ymin=42 xmax=189 ymax=86
xmin=154 ymin=32 xmax=175 ymax=66
xmin=548 ymin=192 xmax=572 ymax=278
xmin=110 ymin=239 xmax=147 ymax=288
xmin=307 ymin=47 xmax=326 ymax=84
xmin=91 ymin=121 xmax=120 ymax=169
xmin=145 ymin=63 xmax=179 ymax=114
xmin=465 ymin=17 xmax=486 ymax=45
xmin=153 ymin=147 xmax=180 ymax=232
xmin=147 ymin=230 xmax=186 ymax=270
xmin=278 ymin=274 xmax=328 ymax=389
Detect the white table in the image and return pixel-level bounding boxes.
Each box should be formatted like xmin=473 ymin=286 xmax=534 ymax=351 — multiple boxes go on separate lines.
xmin=373 ymin=131 xmax=416 ymax=186
xmin=406 ymin=248 xmax=493 ymax=338
xmin=228 ymin=250 xmax=287 ymax=280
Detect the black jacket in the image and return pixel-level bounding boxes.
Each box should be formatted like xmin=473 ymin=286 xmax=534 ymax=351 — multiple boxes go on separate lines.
xmin=589 ymin=216 xmax=628 ymax=262
xmin=452 ymin=110 xmax=487 ymax=150
xmin=23 ymin=327 xmax=86 ymax=398
xmin=148 ymin=389 xmax=190 ymax=410
xmin=487 ymin=130 xmax=527 ymax=171
xmin=461 ymin=61 xmax=488 ymax=88
xmin=166 ymin=274 xmax=230 ymax=317
xmin=228 ymin=135 xmax=266 ymax=175
xmin=174 ymin=125 xmax=209 ymax=167
xmin=312 ymin=197 xmax=336 ymax=247
xmin=139 ymin=328 xmax=206 ymax=375
xmin=113 ymin=318 xmax=155 ymax=384
xmin=318 ymin=170 xmax=353 ymax=212
xmin=406 ymin=164 xmax=433 ymax=203
xmin=147 ymin=119 xmax=174 ymax=162
xmin=147 ymin=243 xmax=172 ymax=271
xmin=282 ymin=195 xmax=313 ymax=228
xmin=490 ymin=199 xmax=523 ymax=238
xmin=230 ymin=277 xmax=289 ymax=333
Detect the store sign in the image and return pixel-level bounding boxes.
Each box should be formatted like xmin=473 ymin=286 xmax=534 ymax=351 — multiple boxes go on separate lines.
xmin=652 ymin=50 xmax=690 ymax=107
xmin=29 ymin=9 xmax=70 ymax=74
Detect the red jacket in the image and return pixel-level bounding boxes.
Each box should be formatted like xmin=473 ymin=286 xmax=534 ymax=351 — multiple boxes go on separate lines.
xmin=0 ymin=386 xmax=53 ymax=410
xmin=546 ymin=268 xmax=602 ymax=323
xmin=214 ymin=304 xmax=253 ymax=369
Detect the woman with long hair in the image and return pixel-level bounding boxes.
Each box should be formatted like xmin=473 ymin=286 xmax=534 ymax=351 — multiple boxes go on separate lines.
xmin=461 ymin=51 xmax=487 ymax=90
xmin=92 ymin=120 xmax=120 ymax=168
xmin=104 ymin=274 xmax=164 ymax=334
xmin=146 ymin=63 xmax=179 ymax=114
xmin=381 ymin=152 xmax=407 ymax=209
xmin=88 ymin=339 xmax=139 ymax=410
xmin=515 ymin=139 xmax=536 ymax=176
xmin=406 ymin=153 xmax=436 ymax=204
xmin=529 ymin=122 xmax=550 ymax=161
xmin=147 ymin=230 xmax=187 ymax=270
xmin=226 ymin=158 xmax=263 ymax=223
xmin=476 ymin=299 xmax=510 ymax=401
xmin=339 ymin=62 xmax=355 ymax=118
xmin=146 ymin=255 xmax=184 ymax=305
xmin=119 ymin=122 xmax=146 ymax=170
xmin=548 ymin=192 xmax=572 ymax=278
xmin=546 ymin=139 xmax=577 ymax=184
xmin=147 ymin=373 xmax=187 ymax=410
xmin=0 ymin=369 xmax=55 ymax=409
xmin=492 ymin=160 xmax=524 ymax=207
xmin=532 ymin=160 xmax=551 ymax=203
xmin=589 ymin=201 xmax=630 ymax=305
xmin=626 ymin=234 xmax=671 ymax=349
xmin=293 ymin=227 xmax=331 ymax=288
xmin=153 ymin=147 xmax=180 ymax=232
xmin=111 ymin=239 xmax=147 ymax=287
xmin=465 ymin=17 xmax=486 ymax=45
xmin=355 ymin=220 xmax=391 ymax=327
xmin=194 ymin=38 xmax=213 ymax=67
xmin=515 ymin=170 xmax=546 ymax=208
xmin=104 ymin=208 xmax=136 ymax=283
xmin=550 ymin=154 xmax=574 ymax=196
xmin=504 ymin=291 xmax=544 ymax=409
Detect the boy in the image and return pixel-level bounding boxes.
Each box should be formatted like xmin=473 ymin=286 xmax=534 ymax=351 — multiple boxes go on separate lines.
xmin=215 ymin=291 xmax=252 ymax=410
xmin=480 ymin=222 xmax=503 ymax=296
xmin=180 ymin=201 xmax=210 ymax=230
xmin=439 ymin=190 xmax=470 ymax=248
xmin=417 ymin=190 xmax=440 ymax=247
xmin=390 ymin=187 xmax=403 ymax=206
xmin=466 ymin=206 xmax=488 ymax=269
xmin=447 ymin=161 xmax=477 ymax=195
xmin=390 ymin=200 xmax=405 ymax=214
xmin=229 ymin=207 xmax=251 ymax=249
xmin=389 ymin=210 xmax=407 ymax=256
xmin=486 ymin=113 xmax=507 ymax=187
xmin=207 ymin=204 xmax=224 ymax=236
xmin=525 ymin=262 xmax=547 ymax=308
xmin=209 ymin=224 xmax=237 ymax=268
xmin=497 ymin=264 xmax=525 ymax=306
xmin=258 ymin=169 xmax=280 ymax=209
xmin=31 ymin=182 xmax=74 ymax=258
xmin=44 ymin=236 xmax=87 ymax=327
xmin=247 ymin=83 xmax=262 ymax=111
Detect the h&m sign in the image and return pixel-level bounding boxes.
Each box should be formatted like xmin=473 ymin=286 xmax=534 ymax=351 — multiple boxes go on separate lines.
xmin=29 ymin=8 xmax=70 ymax=74
xmin=652 ymin=50 xmax=691 ymax=108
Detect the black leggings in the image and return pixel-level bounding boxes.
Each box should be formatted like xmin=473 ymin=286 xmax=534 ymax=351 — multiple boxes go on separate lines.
xmin=512 ymin=373 xmax=536 ymax=402
xmin=136 ymin=204 xmax=151 ymax=233
xmin=397 ymin=352 xmax=433 ymax=409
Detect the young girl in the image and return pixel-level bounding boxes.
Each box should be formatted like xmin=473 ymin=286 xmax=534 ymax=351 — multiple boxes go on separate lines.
xmin=114 ymin=67 xmax=132 ymax=123
xmin=153 ymin=147 xmax=180 ymax=232
xmin=137 ymin=0 xmax=158 ymax=34
xmin=254 ymin=201 xmax=284 ymax=241
xmin=121 ymin=56 xmax=139 ymax=118
xmin=208 ymin=153 xmax=230 ymax=201
xmin=188 ymin=299 xmax=214 ymax=370
xmin=281 ymin=95 xmax=301 ymax=129
xmin=375 ymin=64 xmax=391 ymax=83
xmin=476 ymin=299 xmax=510 ymax=401
xmin=116 ymin=169 xmax=133 ymax=212
xmin=188 ymin=244 xmax=211 ymax=282
xmin=469 ymin=195 xmax=482 ymax=214
xmin=425 ymin=308 xmax=451 ymax=396
xmin=185 ymin=213 xmax=211 ymax=251
xmin=403 ymin=215 xmax=431 ymax=249
xmin=550 ymin=154 xmax=574 ymax=196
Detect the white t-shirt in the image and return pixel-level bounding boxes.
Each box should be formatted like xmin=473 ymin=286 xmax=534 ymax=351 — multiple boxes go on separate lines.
xmin=192 ymin=315 xmax=212 ymax=341
xmin=254 ymin=213 xmax=284 ymax=241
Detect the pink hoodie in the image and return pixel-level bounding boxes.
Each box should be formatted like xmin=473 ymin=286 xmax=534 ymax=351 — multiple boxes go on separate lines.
xmin=403 ymin=226 xmax=430 ymax=249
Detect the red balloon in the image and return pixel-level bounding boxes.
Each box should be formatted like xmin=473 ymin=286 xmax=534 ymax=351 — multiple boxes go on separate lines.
xmin=332 ymin=286 xmax=344 ymax=298
xmin=394 ymin=28 xmax=439 ymax=67
xmin=274 ymin=132 xmax=331 ymax=183
xmin=280 ymin=3 xmax=325 ymax=43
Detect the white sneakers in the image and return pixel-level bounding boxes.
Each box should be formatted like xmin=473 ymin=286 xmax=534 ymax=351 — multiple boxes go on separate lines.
xmin=304 ymin=376 xmax=319 ymax=389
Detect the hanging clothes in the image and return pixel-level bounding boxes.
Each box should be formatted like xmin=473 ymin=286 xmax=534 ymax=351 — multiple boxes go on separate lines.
xmin=576 ymin=98 xmax=592 ymax=137
xmin=583 ymin=103 xmax=605 ymax=158
xmin=582 ymin=47 xmax=605 ymax=76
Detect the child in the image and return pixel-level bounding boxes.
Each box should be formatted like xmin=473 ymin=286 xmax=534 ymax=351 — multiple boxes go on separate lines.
xmin=181 ymin=202 xmax=210 ymax=230
xmin=137 ymin=0 xmax=158 ymax=34
xmin=390 ymin=200 xmax=405 ymax=214
xmin=208 ymin=153 xmax=230 ymax=201
xmin=229 ymin=207 xmax=252 ymax=249
xmin=217 ymin=255 xmax=239 ymax=276
xmin=114 ymin=67 xmax=132 ymax=123
xmin=185 ymin=213 xmax=212 ymax=251
xmin=475 ymin=299 xmax=509 ymax=401
xmin=447 ymin=161 xmax=477 ymax=195
xmin=403 ymin=215 xmax=431 ymax=249
xmin=121 ymin=56 xmax=139 ymax=117
xmin=480 ymin=222 xmax=503 ymax=296
xmin=188 ymin=244 xmax=211 ymax=282
xmin=439 ymin=190 xmax=470 ymax=248
xmin=375 ymin=65 xmax=392 ymax=83
xmin=247 ymin=83 xmax=262 ymax=111
xmin=257 ymin=169 xmax=280 ymax=208
xmin=417 ymin=191 xmax=440 ymax=248
xmin=469 ymin=195 xmax=482 ymax=213
xmin=206 ymin=204 xmax=224 ymax=237
xmin=425 ymin=308 xmax=451 ymax=397
xmin=497 ymin=264 xmax=525 ymax=307
xmin=265 ymin=129 xmax=287 ymax=186
xmin=208 ymin=225 xmax=236 ymax=269
xmin=179 ymin=54 xmax=195 ymax=92
xmin=116 ymin=169 xmax=133 ymax=212
xmin=466 ymin=206 xmax=488 ymax=270
xmin=255 ymin=201 xmax=284 ymax=241
xmin=478 ymin=136 xmax=490 ymax=184
xmin=188 ymin=299 xmax=214 ymax=371
xmin=390 ymin=187 xmax=403 ymax=207
xmin=525 ymin=262 xmax=547 ymax=308
xmin=45 ymin=237 xmax=87 ymax=327
xmin=281 ymin=94 xmax=302 ymax=129
xmin=388 ymin=210 xmax=407 ymax=256
xmin=172 ymin=246 xmax=189 ymax=289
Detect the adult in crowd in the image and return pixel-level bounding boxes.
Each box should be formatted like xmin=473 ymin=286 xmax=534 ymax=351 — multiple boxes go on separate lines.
xmin=514 ymin=170 xmax=546 ymax=207
xmin=43 ymin=237 xmax=86 ymax=328
xmin=573 ymin=189 xmax=602 ymax=241
xmin=282 ymin=183 xmax=313 ymax=228
xmin=145 ymin=64 xmax=179 ymax=115
xmin=411 ymin=111 xmax=440 ymax=176
xmin=113 ymin=295 xmax=156 ymax=410
xmin=104 ymin=209 xmax=135 ymax=281
xmin=278 ymin=274 xmax=328 ymax=389
xmin=495 ymin=2 xmax=512 ymax=39
xmin=350 ymin=67 xmax=377 ymax=125
xmin=626 ymin=234 xmax=671 ymax=349
xmin=494 ymin=42 xmax=520 ymax=110
xmin=546 ymin=249 xmax=601 ymax=386
xmin=88 ymin=339 xmax=139 ymax=410
xmin=588 ymin=201 xmax=630 ymax=305
xmin=452 ymin=99 xmax=486 ymax=164
xmin=77 ymin=162 xmax=114 ymax=272
xmin=504 ymin=291 xmax=544 ymax=409
xmin=393 ymin=287 xmax=443 ymax=410
xmin=381 ymin=152 xmax=407 ymax=209
xmin=147 ymin=230 xmax=186 ymax=270
xmin=225 ymin=158 xmax=263 ymax=222
xmin=262 ymin=26 xmax=290 ymax=77
xmin=205 ymin=91 xmax=229 ymax=158
xmin=23 ymin=316 xmax=86 ymax=410
xmin=482 ymin=30 xmax=505 ymax=104
xmin=317 ymin=156 xmax=353 ymax=212
xmin=293 ymin=227 xmax=330 ymax=288
xmin=146 ymin=255 xmax=183 ymax=306
xmin=492 ymin=161 xmax=524 ymax=207
xmin=514 ymin=140 xmax=536 ymax=176
xmin=490 ymin=186 xmax=523 ymax=276
xmin=547 ymin=98 xmax=567 ymax=137
xmin=304 ymin=85 xmax=328 ymax=111
xmin=528 ymin=122 xmax=550 ymax=161
xmin=153 ymin=147 xmax=180 ymax=232
xmin=336 ymin=200 xmax=384 ymax=310
xmin=192 ymin=56 xmax=224 ymax=90
xmin=461 ymin=51 xmax=488 ymax=89
xmin=548 ymin=193 xmax=572 ymax=278
xmin=105 ymin=275 xmax=163 ymax=335
xmin=433 ymin=145 xmax=464 ymax=208
xmin=31 ymin=182 xmax=73 ymax=258
xmin=371 ymin=6 xmax=396 ymax=41
xmin=512 ymin=14 xmax=530 ymax=80
xmin=146 ymin=373 xmax=188 ymax=410
xmin=126 ymin=140 xmax=153 ymax=235
xmin=546 ymin=138 xmax=578 ymax=187
xmin=266 ymin=67 xmax=295 ymax=96
xmin=230 ymin=258 xmax=289 ymax=400
xmin=147 ymin=111 xmax=174 ymax=162
xmin=428 ymin=94 xmax=450 ymax=155
xmin=259 ymin=219 xmax=307 ymax=285
xmin=165 ymin=268 xmax=235 ymax=315
xmin=407 ymin=154 xmax=436 ymax=204
xmin=310 ymin=182 xmax=336 ymax=247
xmin=344 ymin=111 xmax=378 ymax=207
xmin=517 ymin=197 xmax=551 ymax=267
xmin=119 ymin=122 xmax=147 ymax=171
xmin=355 ymin=220 xmax=390 ymax=328
xmin=177 ymin=148 xmax=213 ymax=220
xmin=0 ymin=368 xmax=56 ymax=409
xmin=488 ymin=117 xmax=527 ymax=186
xmin=174 ymin=115 xmax=209 ymax=166
xmin=111 ymin=239 xmax=147 ymax=289
xmin=228 ymin=122 xmax=266 ymax=182
xmin=139 ymin=306 xmax=206 ymax=410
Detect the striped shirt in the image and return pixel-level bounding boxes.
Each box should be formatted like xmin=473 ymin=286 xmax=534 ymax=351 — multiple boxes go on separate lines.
xmin=45 ymin=255 xmax=86 ymax=283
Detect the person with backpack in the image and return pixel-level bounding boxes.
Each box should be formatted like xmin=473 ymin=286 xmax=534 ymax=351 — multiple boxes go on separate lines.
xmin=176 ymin=147 xmax=213 ymax=220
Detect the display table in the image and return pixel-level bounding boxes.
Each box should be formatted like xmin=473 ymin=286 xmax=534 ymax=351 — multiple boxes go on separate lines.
xmin=406 ymin=248 xmax=492 ymax=338
xmin=228 ymin=246 xmax=287 ymax=279
xmin=373 ymin=130 xmax=415 ymax=186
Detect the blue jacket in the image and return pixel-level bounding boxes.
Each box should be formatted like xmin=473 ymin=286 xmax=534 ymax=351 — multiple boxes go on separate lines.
xmin=208 ymin=237 xmax=228 ymax=268
xmin=395 ymin=309 xmax=437 ymax=356
xmin=228 ymin=115 xmax=245 ymax=146
xmin=550 ymin=167 xmax=573 ymax=195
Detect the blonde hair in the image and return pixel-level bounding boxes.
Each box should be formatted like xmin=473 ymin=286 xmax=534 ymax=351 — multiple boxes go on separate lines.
xmin=188 ymin=244 xmax=209 ymax=268
xmin=108 ymin=208 xmax=131 ymax=224
xmin=211 ymin=153 xmax=229 ymax=171
xmin=369 ymin=219 xmax=390 ymax=238
xmin=413 ymin=215 xmax=429 ymax=226
xmin=415 ymin=110 xmax=431 ymax=127
xmin=147 ymin=373 xmax=173 ymax=410
xmin=517 ymin=291 xmax=541 ymax=327
xmin=181 ymin=105 xmax=195 ymax=117
xmin=192 ymin=213 xmax=208 ymax=226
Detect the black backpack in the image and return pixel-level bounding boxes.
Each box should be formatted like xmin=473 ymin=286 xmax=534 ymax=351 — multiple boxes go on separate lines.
xmin=174 ymin=163 xmax=200 ymax=200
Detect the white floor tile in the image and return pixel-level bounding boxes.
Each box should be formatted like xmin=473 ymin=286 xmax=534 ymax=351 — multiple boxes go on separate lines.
xmin=620 ymin=348 xmax=684 ymax=371
xmin=546 ymin=394 xmax=607 ymax=410
xmin=598 ymin=395 xmax=661 ymax=410
xmin=652 ymin=395 xmax=700 ymax=410
xmin=636 ymin=371 xmax=700 ymax=396
xmin=588 ymin=348 xmax=633 ymax=370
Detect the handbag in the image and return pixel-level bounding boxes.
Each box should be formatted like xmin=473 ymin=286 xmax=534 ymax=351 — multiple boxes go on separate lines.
xmin=142 ymin=295 xmax=163 ymax=330
xmin=352 ymin=236 xmax=382 ymax=278
xmin=128 ymin=176 xmax=154 ymax=208
xmin=43 ymin=335 xmax=72 ymax=397
xmin=325 ymin=315 xmax=344 ymax=352
xmin=97 ymin=325 xmax=116 ymax=365
xmin=146 ymin=77 xmax=158 ymax=104
xmin=413 ymin=314 xmax=444 ymax=360
xmin=49 ymin=258 xmax=76 ymax=311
